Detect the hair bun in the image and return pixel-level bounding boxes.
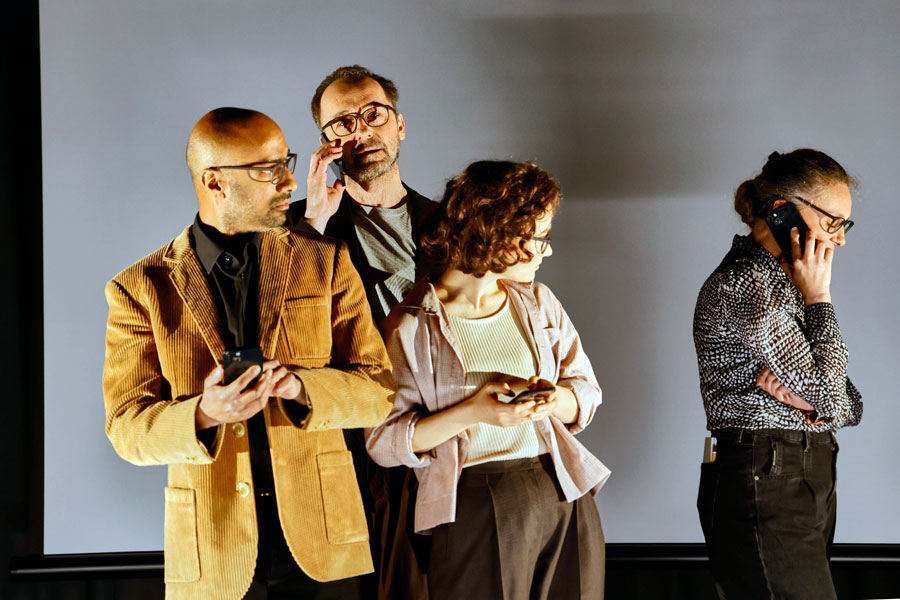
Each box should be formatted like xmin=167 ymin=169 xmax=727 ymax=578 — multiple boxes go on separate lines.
xmin=767 ymin=151 xmax=782 ymax=162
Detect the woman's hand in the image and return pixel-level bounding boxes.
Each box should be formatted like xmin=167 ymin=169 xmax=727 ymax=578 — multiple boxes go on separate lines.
xmin=525 ymin=376 xmax=579 ymax=424
xmin=789 ymin=228 xmax=833 ymax=306
xmin=757 ymin=367 xmax=815 ymax=411
xmin=466 ymin=381 xmax=556 ymax=427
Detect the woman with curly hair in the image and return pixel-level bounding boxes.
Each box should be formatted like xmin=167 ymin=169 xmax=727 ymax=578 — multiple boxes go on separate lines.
xmin=366 ymin=160 xmax=610 ymax=600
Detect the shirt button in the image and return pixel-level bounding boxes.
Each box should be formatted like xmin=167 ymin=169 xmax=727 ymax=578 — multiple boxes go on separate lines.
xmin=237 ymin=482 xmax=251 ymax=498
xmin=232 ymin=422 xmax=246 ymax=437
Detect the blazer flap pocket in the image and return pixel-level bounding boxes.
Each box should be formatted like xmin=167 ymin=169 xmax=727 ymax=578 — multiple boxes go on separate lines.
xmin=164 ymin=486 xmax=195 ymax=504
xmin=163 ymin=486 xmax=200 ymax=583
xmin=316 ymin=450 xmax=354 ymax=468
xmin=282 ymin=296 xmax=332 ymax=360
xmin=316 ymin=451 xmax=368 ymax=544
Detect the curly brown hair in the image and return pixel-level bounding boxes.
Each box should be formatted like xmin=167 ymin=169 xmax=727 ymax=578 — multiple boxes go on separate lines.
xmin=422 ymin=160 xmax=561 ymax=277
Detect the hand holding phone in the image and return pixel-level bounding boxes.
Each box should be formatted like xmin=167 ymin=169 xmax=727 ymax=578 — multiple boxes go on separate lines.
xmin=508 ymin=386 xmax=555 ymax=404
xmin=305 ymin=137 xmax=347 ymax=230
xmin=319 ymin=133 xmax=345 ymax=185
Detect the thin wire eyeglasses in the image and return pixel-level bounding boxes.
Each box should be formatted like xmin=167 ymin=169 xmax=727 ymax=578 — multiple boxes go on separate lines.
xmin=532 ymin=232 xmax=552 ymax=254
xmin=211 ymin=153 xmax=297 ymax=185
xmin=792 ymin=195 xmax=854 ymax=234
xmin=320 ymin=103 xmax=397 ymax=140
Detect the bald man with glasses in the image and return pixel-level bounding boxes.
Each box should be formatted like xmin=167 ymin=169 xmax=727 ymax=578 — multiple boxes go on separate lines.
xmin=103 ymin=107 xmax=394 ymax=599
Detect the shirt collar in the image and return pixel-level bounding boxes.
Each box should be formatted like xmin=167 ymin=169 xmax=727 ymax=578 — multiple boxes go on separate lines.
xmin=190 ymin=214 xmax=262 ymax=274
xmin=730 ymin=233 xmax=781 ymax=272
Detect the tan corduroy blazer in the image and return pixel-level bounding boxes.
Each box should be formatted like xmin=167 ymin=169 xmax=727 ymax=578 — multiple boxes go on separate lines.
xmin=102 ymin=225 xmax=395 ymax=600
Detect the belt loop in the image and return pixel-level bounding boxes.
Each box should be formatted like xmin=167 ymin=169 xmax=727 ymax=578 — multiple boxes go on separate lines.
xmin=736 ymin=428 xmax=744 ymax=443
xmin=802 ymin=431 xmax=809 ymax=452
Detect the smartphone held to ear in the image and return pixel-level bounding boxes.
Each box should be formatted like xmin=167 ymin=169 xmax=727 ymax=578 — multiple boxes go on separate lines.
xmin=765 ymin=202 xmax=809 ymax=259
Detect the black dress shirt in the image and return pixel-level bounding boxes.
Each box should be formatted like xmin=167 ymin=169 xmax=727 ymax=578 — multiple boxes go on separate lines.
xmin=190 ymin=216 xmax=275 ymax=496
xmin=693 ymin=234 xmax=863 ymax=432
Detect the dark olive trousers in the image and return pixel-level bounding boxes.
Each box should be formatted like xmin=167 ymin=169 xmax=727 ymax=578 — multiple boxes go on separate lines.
xmin=698 ymin=428 xmax=839 ymax=600
xmin=428 ymin=455 xmax=605 ymax=600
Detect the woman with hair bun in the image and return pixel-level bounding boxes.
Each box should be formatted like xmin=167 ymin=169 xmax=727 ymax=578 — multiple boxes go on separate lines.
xmin=693 ymin=149 xmax=863 ymax=599
xmin=366 ymin=160 xmax=609 ymax=600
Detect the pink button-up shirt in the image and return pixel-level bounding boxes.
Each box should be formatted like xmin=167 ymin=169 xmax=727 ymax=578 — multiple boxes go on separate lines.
xmin=366 ymin=278 xmax=611 ymax=533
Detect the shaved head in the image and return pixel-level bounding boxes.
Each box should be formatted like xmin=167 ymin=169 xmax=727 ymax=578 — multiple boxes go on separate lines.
xmin=185 ymin=107 xmax=296 ymax=234
xmin=186 ymin=107 xmax=278 ymax=177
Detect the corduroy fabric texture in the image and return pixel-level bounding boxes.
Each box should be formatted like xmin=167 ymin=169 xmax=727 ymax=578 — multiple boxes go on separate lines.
xmin=103 ymin=225 xmax=395 ymax=600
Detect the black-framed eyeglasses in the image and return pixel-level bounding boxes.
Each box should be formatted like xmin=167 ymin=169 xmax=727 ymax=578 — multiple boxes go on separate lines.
xmin=320 ymin=103 xmax=397 ymax=139
xmin=532 ymin=232 xmax=552 ymax=254
xmin=212 ymin=153 xmax=297 ymax=185
xmin=792 ymin=195 xmax=854 ymax=234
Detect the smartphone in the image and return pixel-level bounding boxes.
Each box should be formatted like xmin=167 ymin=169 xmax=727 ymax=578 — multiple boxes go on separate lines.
xmin=764 ymin=202 xmax=809 ymax=259
xmin=320 ymin=133 xmax=345 ymax=185
xmin=222 ymin=347 xmax=264 ymax=387
xmin=508 ymin=386 xmax=555 ymax=404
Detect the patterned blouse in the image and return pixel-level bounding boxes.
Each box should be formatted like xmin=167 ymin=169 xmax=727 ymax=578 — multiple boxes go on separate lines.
xmin=693 ymin=234 xmax=862 ymax=432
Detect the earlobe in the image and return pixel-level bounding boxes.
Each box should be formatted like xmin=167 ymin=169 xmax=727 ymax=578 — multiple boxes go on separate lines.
xmin=201 ymin=169 xmax=226 ymax=199
xmin=397 ymin=114 xmax=406 ymax=141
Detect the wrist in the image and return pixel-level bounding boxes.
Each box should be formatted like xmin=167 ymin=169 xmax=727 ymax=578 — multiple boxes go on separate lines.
xmin=195 ymin=404 xmax=220 ymax=431
xmin=803 ymin=293 xmax=831 ymax=306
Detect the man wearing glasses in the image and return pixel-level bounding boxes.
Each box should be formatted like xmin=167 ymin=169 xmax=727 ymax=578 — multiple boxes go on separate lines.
xmin=287 ymin=65 xmax=438 ymax=599
xmin=103 ymin=107 xmax=394 ymax=599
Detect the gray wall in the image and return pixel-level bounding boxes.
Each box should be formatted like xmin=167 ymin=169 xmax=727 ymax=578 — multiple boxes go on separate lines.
xmin=40 ymin=0 xmax=900 ymax=553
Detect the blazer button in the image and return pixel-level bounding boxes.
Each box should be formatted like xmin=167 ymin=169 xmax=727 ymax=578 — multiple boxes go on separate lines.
xmin=232 ymin=422 xmax=246 ymax=438
xmin=236 ymin=482 xmax=251 ymax=498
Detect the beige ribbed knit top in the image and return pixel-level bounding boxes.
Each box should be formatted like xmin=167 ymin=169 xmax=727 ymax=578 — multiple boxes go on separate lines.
xmin=447 ymin=298 xmax=549 ymax=466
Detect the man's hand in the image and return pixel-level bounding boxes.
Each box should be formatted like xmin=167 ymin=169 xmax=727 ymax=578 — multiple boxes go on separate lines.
xmin=195 ymin=360 xmax=291 ymax=430
xmin=757 ymin=367 xmax=815 ymax=411
xmin=267 ymin=360 xmax=304 ymax=403
xmin=305 ymin=138 xmax=347 ymax=231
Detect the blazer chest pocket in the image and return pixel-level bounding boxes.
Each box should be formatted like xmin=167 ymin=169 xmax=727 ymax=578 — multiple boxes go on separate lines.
xmin=163 ymin=487 xmax=200 ymax=583
xmin=316 ymin=451 xmax=368 ymax=544
xmin=282 ymin=297 xmax=332 ymax=361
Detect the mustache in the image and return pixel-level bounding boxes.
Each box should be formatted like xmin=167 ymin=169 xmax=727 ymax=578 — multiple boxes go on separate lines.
xmin=352 ymin=142 xmax=385 ymax=154
xmin=271 ymin=193 xmax=291 ymax=205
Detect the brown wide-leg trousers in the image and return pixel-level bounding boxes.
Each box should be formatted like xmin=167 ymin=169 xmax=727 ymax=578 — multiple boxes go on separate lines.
xmin=428 ymin=455 xmax=605 ymax=600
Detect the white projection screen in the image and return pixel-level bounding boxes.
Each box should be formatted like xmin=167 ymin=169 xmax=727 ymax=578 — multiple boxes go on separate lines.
xmin=40 ymin=0 xmax=900 ymax=554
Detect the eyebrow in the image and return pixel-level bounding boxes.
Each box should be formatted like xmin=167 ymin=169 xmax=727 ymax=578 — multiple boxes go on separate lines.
xmin=326 ymin=102 xmax=387 ymax=121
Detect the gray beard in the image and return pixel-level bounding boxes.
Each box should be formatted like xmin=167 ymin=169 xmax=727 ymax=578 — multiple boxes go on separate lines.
xmin=349 ymin=147 xmax=400 ymax=183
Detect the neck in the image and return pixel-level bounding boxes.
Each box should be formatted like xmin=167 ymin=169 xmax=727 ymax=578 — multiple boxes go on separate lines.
xmin=347 ymin=167 xmax=406 ymax=208
xmin=749 ymin=221 xmax=784 ymax=259
xmin=434 ymin=269 xmax=506 ymax=318
xmin=197 ymin=206 xmax=233 ymax=236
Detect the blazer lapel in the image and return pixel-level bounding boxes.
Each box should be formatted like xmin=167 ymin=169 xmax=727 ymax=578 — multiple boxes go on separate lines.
xmin=166 ymin=227 xmax=226 ymax=362
xmin=256 ymin=229 xmax=291 ymax=359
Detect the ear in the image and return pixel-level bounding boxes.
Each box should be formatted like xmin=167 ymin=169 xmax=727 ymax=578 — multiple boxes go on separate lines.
xmin=771 ymin=198 xmax=787 ymax=209
xmin=200 ymin=168 xmax=226 ymax=200
xmin=396 ymin=113 xmax=406 ymax=141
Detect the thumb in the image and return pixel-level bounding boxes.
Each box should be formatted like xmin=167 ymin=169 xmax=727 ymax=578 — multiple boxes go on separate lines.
xmin=204 ymin=365 xmax=223 ymax=388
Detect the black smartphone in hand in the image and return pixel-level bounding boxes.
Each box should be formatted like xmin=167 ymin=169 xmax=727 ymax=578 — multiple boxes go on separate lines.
xmin=223 ymin=347 xmax=264 ymax=387
xmin=509 ymin=386 xmax=555 ymax=404
xmin=765 ymin=202 xmax=809 ymax=259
